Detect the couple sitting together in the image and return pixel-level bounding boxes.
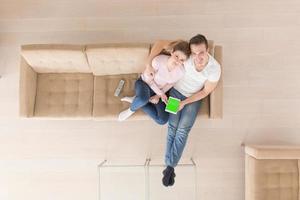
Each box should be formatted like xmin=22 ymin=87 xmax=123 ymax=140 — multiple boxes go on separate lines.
xmin=118 ymin=34 xmax=221 ymax=187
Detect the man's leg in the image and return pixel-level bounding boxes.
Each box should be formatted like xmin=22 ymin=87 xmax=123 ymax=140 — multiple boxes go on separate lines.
xmin=164 ymin=88 xmax=185 ymax=167
xmin=167 ymin=99 xmax=202 ymax=167
xmin=162 ymin=88 xmax=186 ymax=186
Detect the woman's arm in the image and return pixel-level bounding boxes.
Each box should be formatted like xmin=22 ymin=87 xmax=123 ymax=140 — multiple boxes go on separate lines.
xmin=144 ymin=78 xmax=167 ymax=103
xmin=162 ymin=83 xmax=174 ymax=93
xmin=148 ymin=81 xmax=165 ymax=97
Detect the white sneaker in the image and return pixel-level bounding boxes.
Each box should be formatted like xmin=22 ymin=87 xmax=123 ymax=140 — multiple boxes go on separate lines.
xmin=121 ymin=96 xmax=135 ymax=103
xmin=118 ymin=108 xmax=135 ymax=121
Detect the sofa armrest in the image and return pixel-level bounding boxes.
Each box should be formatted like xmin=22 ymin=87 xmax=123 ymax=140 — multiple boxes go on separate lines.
xmin=245 ymin=145 xmax=300 ymax=159
xmin=245 ymin=154 xmax=256 ymax=200
xmin=19 ymin=56 xmax=37 ymax=117
xmin=209 ymin=45 xmax=223 ymax=118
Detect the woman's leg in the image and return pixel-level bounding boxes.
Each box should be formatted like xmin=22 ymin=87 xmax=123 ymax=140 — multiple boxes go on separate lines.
xmin=141 ymin=100 xmax=169 ymax=125
xmin=118 ymin=79 xmax=151 ymax=121
xmin=130 ymin=79 xmax=151 ymax=111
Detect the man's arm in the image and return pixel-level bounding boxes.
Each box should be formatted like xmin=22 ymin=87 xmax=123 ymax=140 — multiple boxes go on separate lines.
xmin=182 ymin=81 xmax=219 ymax=106
xmin=145 ymin=40 xmax=172 ymax=71
xmin=145 ymin=39 xmax=184 ymax=76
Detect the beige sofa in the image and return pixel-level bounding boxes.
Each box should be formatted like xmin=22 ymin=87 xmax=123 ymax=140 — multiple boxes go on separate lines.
xmin=19 ymin=42 xmax=223 ymax=120
xmin=245 ymin=145 xmax=300 ymax=200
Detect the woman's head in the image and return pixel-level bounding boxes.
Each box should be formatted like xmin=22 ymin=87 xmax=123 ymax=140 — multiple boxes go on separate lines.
xmin=169 ymin=41 xmax=191 ymax=67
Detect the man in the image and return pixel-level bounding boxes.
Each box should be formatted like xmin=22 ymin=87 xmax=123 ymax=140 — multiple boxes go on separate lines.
xmin=146 ymin=34 xmax=221 ymax=187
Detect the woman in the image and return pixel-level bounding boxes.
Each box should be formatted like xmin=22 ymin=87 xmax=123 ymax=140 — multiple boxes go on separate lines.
xmin=118 ymin=41 xmax=191 ymax=124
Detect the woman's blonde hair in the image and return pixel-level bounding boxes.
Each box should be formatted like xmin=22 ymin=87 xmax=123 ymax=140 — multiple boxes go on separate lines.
xmin=162 ymin=40 xmax=191 ymax=58
xmin=172 ymin=41 xmax=191 ymax=57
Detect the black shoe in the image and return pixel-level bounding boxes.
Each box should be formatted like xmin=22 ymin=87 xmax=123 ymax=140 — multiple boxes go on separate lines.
xmin=162 ymin=166 xmax=174 ymax=187
xmin=168 ymin=170 xmax=176 ymax=186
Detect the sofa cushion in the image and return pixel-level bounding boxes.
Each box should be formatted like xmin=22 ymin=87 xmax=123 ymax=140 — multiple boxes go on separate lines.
xmin=21 ymin=44 xmax=91 ymax=73
xmin=248 ymin=156 xmax=298 ymax=200
xmin=34 ymin=73 xmax=94 ymax=117
xmin=86 ymin=44 xmax=150 ymax=76
xmin=93 ymin=74 xmax=148 ymax=120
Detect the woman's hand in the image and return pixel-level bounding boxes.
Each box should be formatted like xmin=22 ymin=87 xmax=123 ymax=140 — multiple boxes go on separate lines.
xmin=149 ymin=95 xmax=160 ymax=104
xmin=160 ymin=93 xmax=168 ymax=104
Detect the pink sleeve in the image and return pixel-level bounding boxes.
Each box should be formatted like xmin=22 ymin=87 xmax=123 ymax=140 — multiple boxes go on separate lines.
xmin=141 ymin=73 xmax=164 ymax=96
xmin=143 ymin=55 xmax=172 ymax=96
xmin=162 ymin=83 xmax=173 ymax=93
xmin=149 ymin=82 xmax=164 ymax=96
xmin=162 ymin=67 xmax=185 ymax=93
xmin=151 ymin=56 xmax=161 ymax=71
xmin=141 ymin=55 xmax=161 ymax=83
xmin=141 ymin=61 xmax=164 ymax=96
xmin=142 ymin=55 xmax=164 ymax=95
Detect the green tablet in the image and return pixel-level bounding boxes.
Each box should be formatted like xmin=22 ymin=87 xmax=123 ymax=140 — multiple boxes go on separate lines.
xmin=165 ymin=97 xmax=181 ymax=114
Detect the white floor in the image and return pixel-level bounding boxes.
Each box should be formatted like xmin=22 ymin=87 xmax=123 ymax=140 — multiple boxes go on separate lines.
xmin=1 ymin=0 xmax=300 ymax=199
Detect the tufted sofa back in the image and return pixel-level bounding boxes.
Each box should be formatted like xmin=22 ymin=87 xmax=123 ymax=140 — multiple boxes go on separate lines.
xmin=21 ymin=44 xmax=151 ymax=75
xmin=86 ymin=43 xmax=150 ymax=76
xmin=21 ymin=44 xmax=91 ymax=73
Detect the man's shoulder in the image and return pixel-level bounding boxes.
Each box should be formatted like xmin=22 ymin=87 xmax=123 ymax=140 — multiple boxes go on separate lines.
xmin=207 ymin=54 xmax=221 ymax=72
xmin=205 ymin=54 xmax=221 ymax=82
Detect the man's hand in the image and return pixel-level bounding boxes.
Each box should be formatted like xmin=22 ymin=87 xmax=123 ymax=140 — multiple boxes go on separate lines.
xmin=178 ymin=100 xmax=187 ymax=111
xmin=149 ymin=95 xmax=160 ymax=104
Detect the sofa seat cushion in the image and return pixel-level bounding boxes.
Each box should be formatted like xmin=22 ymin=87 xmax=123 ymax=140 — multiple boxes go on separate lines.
xmin=249 ymin=157 xmax=299 ymax=200
xmin=93 ymin=73 xmax=209 ymax=120
xmin=93 ymin=74 xmax=148 ymax=119
xmin=21 ymin=44 xmax=91 ymax=73
xmin=86 ymin=44 xmax=150 ymax=76
xmin=34 ymin=73 xmax=94 ymax=117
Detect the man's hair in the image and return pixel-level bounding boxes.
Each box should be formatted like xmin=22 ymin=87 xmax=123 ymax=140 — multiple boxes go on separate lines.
xmin=189 ymin=34 xmax=208 ymax=50
xmin=172 ymin=41 xmax=191 ymax=58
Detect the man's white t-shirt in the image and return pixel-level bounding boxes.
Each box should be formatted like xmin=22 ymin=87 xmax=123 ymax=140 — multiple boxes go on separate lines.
xmin=174 ymin=54 xmax=221 ymax=97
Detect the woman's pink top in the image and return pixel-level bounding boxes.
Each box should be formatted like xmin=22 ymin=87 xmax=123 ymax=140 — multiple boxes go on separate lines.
xmin=141 ymin=55 xmax=185 ymax=96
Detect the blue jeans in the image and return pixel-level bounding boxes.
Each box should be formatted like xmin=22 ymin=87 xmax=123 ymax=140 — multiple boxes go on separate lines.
xmin=165 ymin=88 xmax=202 ymax=167
xmin=130 ymin=78 xmax=169 ymax=125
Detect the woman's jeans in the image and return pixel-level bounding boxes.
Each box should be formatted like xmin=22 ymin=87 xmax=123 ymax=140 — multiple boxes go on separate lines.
xmin=165 ymin=88 xmax=202 ymax=167
xmin=130 ymin=78 xmax=169 ymax=125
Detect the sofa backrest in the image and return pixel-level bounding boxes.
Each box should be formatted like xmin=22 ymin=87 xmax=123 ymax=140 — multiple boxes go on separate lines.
xmin=86 ymin=43 xmax=150 ymax=76
xmin=21 ymin=44 xmax=91 ymax=73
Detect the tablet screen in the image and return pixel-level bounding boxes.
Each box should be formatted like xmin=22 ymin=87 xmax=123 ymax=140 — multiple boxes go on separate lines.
xmin=165 ymin=97 xmax=180 ymax=114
